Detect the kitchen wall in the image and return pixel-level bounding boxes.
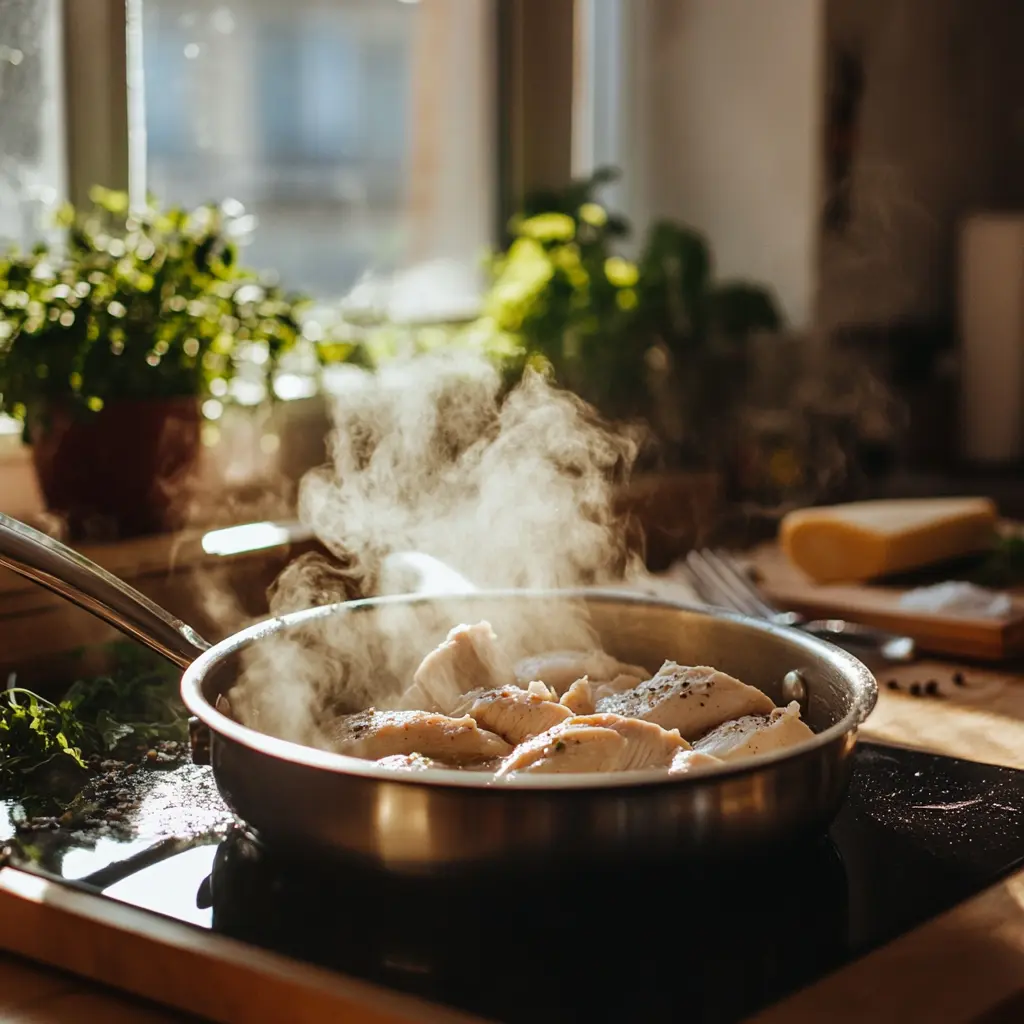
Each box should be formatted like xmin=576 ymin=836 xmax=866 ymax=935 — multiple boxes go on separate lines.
xmin=614 ymin=0 xmax=1024 ymax=337
xmin=816 ymin=0 xmax=1024 ymax=332
xmin=624 ymin=0 xmax=824 ymax=330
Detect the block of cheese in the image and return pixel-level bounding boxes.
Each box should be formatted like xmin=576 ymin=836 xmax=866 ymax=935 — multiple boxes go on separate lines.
xmin=779 ymin=497 xmax=998 ymax=584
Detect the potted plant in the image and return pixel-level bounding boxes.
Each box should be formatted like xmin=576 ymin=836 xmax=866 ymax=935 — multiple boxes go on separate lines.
xmin=476 ymin=168 xmax=785 ymax=565
xmin=478 ymin=167 xmax=784 ymax=466
xmin=0 ymin=187 xmax=306 ymax=540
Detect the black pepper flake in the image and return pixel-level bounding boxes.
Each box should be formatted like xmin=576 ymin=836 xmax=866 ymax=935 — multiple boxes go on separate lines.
xmin=952 ymin=672 xmax=966 ymax=687
xmin=887 ymin=679 xmax=900 ymax=690
xmin=909 ymin=682 xmax=922 ymax=697
xmin=925 ymin=680 xmax=939 ymax=696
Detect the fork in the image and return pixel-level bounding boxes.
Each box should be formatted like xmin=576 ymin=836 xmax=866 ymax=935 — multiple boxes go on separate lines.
xmin=680 ymin=548 xmax=916 ymax=664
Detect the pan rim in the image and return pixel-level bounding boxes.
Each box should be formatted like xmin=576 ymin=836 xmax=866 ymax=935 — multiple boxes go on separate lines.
xmin=180 ymin=588 xmax=877 ymax=791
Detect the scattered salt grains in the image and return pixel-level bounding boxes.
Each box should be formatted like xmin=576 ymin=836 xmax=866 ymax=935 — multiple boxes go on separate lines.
xmin=898 ymin=581 xmax=1013 ymax=620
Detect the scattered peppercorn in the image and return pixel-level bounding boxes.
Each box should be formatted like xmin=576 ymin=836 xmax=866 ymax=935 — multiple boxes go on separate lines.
xmin=952 ymin=672 xmax=966 ymax=687
xmin=887 ymin=680 xmax=900 ymax=690
xmin=909 ymin=682 xmax=922 ymax=696
xmin=925 ymin=680 xmax=939 ymax=696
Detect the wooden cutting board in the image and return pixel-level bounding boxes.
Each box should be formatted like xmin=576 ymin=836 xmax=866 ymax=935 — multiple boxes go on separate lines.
xmin=750 ymin=543 xmax=1024 ymax=662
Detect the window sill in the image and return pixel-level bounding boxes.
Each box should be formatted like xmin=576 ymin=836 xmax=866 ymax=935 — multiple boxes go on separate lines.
xmin=0 ymin=387 xmax=335 ymax=522
xmin=0 ymin=432 xmax=44 ymax=520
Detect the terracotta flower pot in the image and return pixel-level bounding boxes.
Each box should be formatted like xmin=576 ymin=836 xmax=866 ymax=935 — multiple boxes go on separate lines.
xmin=28 ymin=397 xmax=202 ymax=541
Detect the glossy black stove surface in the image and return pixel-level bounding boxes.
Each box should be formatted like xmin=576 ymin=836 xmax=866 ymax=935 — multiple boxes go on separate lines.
xmin=6 ymin=741 xmax=1024 ymax=1023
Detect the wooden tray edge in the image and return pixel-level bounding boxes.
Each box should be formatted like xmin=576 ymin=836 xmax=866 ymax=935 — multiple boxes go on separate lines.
xmin=0 ymin=865 xmax=488 ymax=1024
xmin=775 ymin=598 xmax=1020 ymax=661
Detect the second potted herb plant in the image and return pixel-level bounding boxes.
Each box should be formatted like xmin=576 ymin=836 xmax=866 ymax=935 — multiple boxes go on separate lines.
xmin=477 ymin=168 xmax=785 ymax=564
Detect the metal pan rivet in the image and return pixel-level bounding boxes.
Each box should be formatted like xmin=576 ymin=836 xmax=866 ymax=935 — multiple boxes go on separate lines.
xmin=782 ymin=669 xmax=807 ymax=704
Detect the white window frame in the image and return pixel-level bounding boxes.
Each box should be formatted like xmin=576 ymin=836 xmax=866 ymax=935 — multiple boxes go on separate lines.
xmin=62 ymin=0 xmax=130 ymax=207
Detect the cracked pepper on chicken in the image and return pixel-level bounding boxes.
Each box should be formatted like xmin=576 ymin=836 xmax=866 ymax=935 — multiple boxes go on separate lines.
xmin=324 ymin=620 xmax=816 ymax=779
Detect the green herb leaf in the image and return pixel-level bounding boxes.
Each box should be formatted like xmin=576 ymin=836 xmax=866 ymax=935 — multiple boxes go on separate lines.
xmin=0 ymin=687 xmax=88 ymax=795
xmin=1 ymin=642 xmax=188 ymax=808
xmin=94 ymin=710 xmax=134 ymax=751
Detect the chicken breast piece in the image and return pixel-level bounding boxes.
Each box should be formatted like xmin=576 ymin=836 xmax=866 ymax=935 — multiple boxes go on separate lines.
xmin=595 ymin=661 xmax=775 ymax=741
xmin=513 ymin=650 xmax=650 ymax=696
xmin=560 ymin=677 xmax=596 ymax=716
xmin=452 ymin=682 xmax=572 ymax=745
xmin=496 ymin=712 xmax=689 ymax=777
xmin=693 ymin=701 xmax=814 ymax=762
xmin=668 ymin=749 xmax=723 ymax=776
xmin=375 ymin=752 xmax=439 ymax=771
xmin=398 ymin=621 xmax=515 ymax=714
xmin=331 ymin=709 xmax=512 ymax=764
xmin=592 ymin=673 xmax=646 ymax=704
xmin=560 ymin=675 xmax=643 ymax=713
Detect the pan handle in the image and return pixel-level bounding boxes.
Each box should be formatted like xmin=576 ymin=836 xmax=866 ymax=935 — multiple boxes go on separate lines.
xmin=0 ymin=512 xmax=211 ymax=669
xmin=378 ymin=550 xmax=479 ymax=597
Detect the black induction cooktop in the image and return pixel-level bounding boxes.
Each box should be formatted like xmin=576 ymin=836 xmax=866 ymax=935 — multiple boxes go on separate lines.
xmin=5 ymin=741 xmax=1024 ymax=1023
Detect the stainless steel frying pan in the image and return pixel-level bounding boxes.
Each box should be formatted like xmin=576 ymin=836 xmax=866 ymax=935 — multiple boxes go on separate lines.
xmin=0 ymin=512 xmax=877 ymax=873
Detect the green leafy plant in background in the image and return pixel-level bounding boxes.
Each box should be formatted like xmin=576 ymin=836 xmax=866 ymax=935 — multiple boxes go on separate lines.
xmin=0 ymin=186 xmax=308 ymax=439
xmin=478 ymin=167 xmax=784 ymax=465
xmin=480 ymin=168 xmax=646 ymax=418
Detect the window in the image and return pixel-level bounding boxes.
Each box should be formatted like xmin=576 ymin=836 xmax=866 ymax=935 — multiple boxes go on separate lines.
xmin=0 ymin=0 xmax=65 ymax=254
xmin=0 ymin=0 xmax=577 ymax=516
xmin=0 ymin=0 xmax=583 ymax=322
xmin=139 ymin=0 xmax=495 ymax=305
xmin=0 ymin=0 xmax=64 ymax=447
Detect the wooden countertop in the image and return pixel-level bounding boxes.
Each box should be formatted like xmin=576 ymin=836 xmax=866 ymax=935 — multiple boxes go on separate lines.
xmin=0 ymin=955 xmax=194 ymax=1023
xmin=7 ymin=597 xmax=1024 ymax=1020
xmin=749 ymin=655 xmax=1024 ymax=1024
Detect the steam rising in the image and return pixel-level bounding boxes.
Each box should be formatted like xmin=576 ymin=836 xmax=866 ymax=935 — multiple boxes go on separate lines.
xmin=302 ymin=352 xmax=641 ymax=592
xmin=228 ymin=352 xmax=647 ymax=749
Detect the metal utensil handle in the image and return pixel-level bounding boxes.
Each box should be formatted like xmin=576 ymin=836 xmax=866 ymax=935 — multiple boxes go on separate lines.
xmin=799 ymin=618 xmax=916 ymax=663
xmin=378 ymin=550 xmax=479 ymax=597
xmin=0 ymin=512 xmax=210 ymax=668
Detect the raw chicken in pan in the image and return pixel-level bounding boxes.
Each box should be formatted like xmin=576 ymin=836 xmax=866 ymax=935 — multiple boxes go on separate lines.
xmin=669 ymin=749 xmax=724 ymax=775
xmin=351 ymin=620 xmax=815 ymax=778
xmin=496 ymin=713 xmax=689 ymax=776
xmin=559 ymin=677 xmax=596 ymax=715
xmin=331 ymin=708 xmax=511 ymax=764
xmin=375 ymin=752 xmax=439 ymax=771
xmin=513 ymin=649 xmax=650 ymax=696
xmin=554 ymin=674 xmax=643 ymax=714
xmin=693 ymin=701 xmax=814 ymax=762
xmin=452 ymin=680 xmax=572 ymax=746
xmin=397 ymin=620 xmax=515 ymax=714
xmin=595 ymin=661 xmax=776 ymax=741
